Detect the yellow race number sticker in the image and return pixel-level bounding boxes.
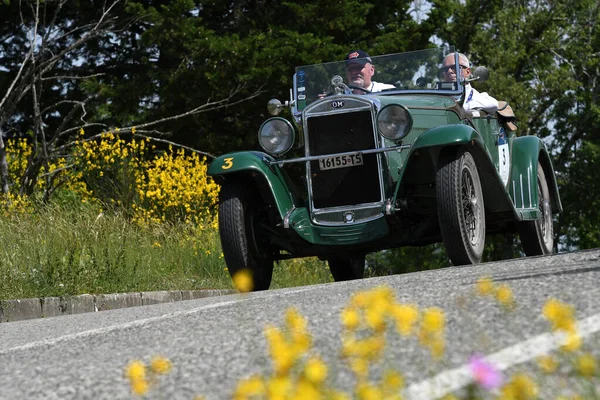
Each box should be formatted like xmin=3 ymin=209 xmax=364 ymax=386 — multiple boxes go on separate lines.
xmin=222 ymin=157 xmax=234 ymax=170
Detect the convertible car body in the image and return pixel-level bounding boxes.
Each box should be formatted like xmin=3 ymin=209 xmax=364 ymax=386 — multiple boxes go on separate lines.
xmin=208 ymin=47 xmax=562 ymax=290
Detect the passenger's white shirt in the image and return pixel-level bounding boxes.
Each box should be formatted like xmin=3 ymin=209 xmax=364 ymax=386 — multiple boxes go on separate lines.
xmin=370 ymin=81 xmax=396 ymax=92
xmin=463 ymin=83 xmax=498 ymax=113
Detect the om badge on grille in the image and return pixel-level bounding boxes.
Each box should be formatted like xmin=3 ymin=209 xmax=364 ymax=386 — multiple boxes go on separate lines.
xmin=343 ymin=211 xmax=355 ymax=223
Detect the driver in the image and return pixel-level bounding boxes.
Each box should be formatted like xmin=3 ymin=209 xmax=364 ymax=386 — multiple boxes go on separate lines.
xmin=345 ymin=50 xmax=396 ymax=94
xmin=441 ymin=52 xmax=498 ymax=113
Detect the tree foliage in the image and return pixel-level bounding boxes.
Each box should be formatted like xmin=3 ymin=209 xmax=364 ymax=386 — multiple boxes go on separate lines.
xmin=1 ymin=0 xmax=599 ymax=272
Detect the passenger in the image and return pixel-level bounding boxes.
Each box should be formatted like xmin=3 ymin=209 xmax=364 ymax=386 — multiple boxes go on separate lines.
xmin=441 ymin=52 xmax=498 ymax=113
xmin=345 ymin=50 xmax=396 ymax=94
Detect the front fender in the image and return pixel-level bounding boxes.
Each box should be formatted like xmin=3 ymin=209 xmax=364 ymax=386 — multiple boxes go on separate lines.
xmin=411 ymin=124 xmax=480 ymax=151
xmin=208 ymin=151 xmax=294 ymax=220
xmin=511 ymin=136 xmax=562 ymax=218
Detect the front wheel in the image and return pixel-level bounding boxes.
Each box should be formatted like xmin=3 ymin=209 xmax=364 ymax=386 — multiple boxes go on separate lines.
xmin=518 ymin=163 xmax=554 ymax=256
xmin=436 ymin=149 xmax=486 ymax=265
xmin=218 ymin=181 xmax=274 ymax=291
xmin=328 ymin=256 xmax=365 ymax=281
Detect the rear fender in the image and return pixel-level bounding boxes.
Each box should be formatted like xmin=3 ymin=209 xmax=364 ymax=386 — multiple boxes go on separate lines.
xmin=208 ymin=151 xmax=294 ymax=220
xmin=511 ymin=136 xmax=562 ymax=219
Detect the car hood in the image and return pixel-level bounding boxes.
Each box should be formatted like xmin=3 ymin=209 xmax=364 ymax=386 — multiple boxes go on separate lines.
xmin=376 ymin=94 xmax=459 ymax=110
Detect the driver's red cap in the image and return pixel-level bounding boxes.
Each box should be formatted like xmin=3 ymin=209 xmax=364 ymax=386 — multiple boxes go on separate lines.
xmin=345 ymin=50 xmax=373 ymax=67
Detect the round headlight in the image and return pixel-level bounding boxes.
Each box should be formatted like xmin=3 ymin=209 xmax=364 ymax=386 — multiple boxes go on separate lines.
xmin=258 ymin=118 xmax=295 ymax=156
xmin=377 ymin=105 xmax=412 ymax=140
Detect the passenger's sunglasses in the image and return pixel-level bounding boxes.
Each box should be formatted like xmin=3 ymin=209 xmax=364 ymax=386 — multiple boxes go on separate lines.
xmin=440 ymin=65 xmax=469 ymax=72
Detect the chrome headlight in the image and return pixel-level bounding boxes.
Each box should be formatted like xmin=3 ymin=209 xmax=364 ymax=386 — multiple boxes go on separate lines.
xmin=377 ymin=105 xmax=412 ymax=140
xmin=258 ymin=118 xmax=295 ymax=156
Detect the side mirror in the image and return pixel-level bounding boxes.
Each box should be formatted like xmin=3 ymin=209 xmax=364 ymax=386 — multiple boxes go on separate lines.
xmin=471 ymin=66 xmax=489 ymax=83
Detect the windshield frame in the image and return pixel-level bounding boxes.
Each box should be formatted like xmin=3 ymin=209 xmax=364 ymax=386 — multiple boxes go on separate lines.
xmin=292 ymin=46 xmax=463 ymax=118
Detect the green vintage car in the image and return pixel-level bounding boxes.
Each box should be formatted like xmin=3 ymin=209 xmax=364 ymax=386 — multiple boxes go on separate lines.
xmin=208 ymin=47 xmax=562 ymax=290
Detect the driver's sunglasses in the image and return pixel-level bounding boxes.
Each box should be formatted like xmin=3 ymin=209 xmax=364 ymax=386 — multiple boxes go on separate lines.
xmin=441 ymin=65 xmax=469 ymax=72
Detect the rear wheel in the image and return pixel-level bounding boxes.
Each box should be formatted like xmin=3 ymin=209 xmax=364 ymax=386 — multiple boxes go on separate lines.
xmin=218 ymin=181 xmax=274 ymax=291
xmin=518 ymin=163 xmax=554 ymax=256
xmin=328 ymin=256 xmax=365 ymax=281
xmin=436 ymin=149 xmax=486 ymax=265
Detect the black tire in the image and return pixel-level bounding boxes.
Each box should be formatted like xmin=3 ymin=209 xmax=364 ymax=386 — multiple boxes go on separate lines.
xmin=436 ymin=149 xmax=486 ymax=265
xmin=518 ymin=163 xmax=554 ymax=256
xmin=218 ymin=181 xmax=274 ymax=291
xmin=328 ymin=256 xmax=366 ymax=281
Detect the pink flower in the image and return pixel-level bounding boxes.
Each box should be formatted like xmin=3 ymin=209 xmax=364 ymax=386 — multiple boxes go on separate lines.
xmin=468 ymin=354 xmax=503 ymax=390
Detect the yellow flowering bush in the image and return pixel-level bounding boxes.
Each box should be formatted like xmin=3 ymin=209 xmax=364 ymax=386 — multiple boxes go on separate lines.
xmin=71 ymin=131 xmax=219 ymax=225
xmin=134 ymin=145 xmax=219 ymax=225
xmin=3 ymin=131 xmax=220 ymax=227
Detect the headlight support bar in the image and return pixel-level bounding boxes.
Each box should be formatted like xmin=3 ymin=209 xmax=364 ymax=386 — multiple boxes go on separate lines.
xmin=266 ymin=144 xmax=411 ymax=166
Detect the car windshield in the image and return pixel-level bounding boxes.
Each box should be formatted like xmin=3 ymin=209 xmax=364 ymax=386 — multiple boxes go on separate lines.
xmin=294 ymin=47 xmax=462 ymax=111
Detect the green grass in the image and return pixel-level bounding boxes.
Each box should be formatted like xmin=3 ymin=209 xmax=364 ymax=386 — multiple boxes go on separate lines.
xmin=0 ymin=203 xmax=333 ymax=301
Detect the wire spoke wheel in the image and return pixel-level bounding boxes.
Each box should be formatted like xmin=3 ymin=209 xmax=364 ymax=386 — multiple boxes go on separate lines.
xmin=518 ymin=162 xmax=554 ymax=256
xmin=437 ymin=149 xmax=486 ymax=265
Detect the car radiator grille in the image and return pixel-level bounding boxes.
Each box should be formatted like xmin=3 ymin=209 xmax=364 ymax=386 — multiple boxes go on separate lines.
xmin=307 ymin=110 xmax=382 ymax=209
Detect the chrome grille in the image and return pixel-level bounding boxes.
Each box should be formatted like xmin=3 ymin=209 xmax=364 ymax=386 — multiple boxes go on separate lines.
xmin=304 ymin=104 xmax=383 ymax=217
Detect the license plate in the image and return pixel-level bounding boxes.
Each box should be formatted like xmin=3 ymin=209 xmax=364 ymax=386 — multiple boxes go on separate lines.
xmin=318 ymin=153 xmax=363 ymax=170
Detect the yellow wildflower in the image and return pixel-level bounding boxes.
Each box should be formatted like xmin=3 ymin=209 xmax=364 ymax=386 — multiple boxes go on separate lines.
xmin=495 ymin=284 xmax=515 ymax=309
xmin=355 ymin=382 xmax=382 ymax=400
xmin=391 ymin=303 xmax=419 ymax=336
xmin=267 ymin=375 xmax=291 ymax=399
xmin=125 ymin=360 xmax=146 ymax=381
xmin=293 ymin=379 xmax=321 ymax=399
xmin=232 ymin=269 xmax=254 ymax=293
xmin=329 ymin=391 xmax=352 ymax=400
xmin=421 ymin=307 xmax=445 ymax=333
xmin=476 ymin=276 xmax=494 ymax=296
xmin=303 ymin=356 xmax=328 ymax=384
xmin=543 ymin=298 xmax=577 ymax=333
xmin=576 ymin=353 xmax=596 ymax=377
xmin=341 ymin=307 xmax=361 ymax=331
xmin=365 ymin=305 xmax=387 ymax=332
xmin=500 ymin=373 xmax=538 ymax=400
xmin=150 ymin=356 xmax=172 ymax=374
xmin=285 ymin=308 xmax=307 ymax=333
xmin=234 ymin=375 xmax=265 ymax=399
xmin=349 ymin=358 xmax=369 ymax=379
xmin=130 ymin=378 xmax=149 ymax=396
xmin=536 ymin=355 xmax=558 ymax=373
xmin=382 ymin=369 xmax=404 ymax=391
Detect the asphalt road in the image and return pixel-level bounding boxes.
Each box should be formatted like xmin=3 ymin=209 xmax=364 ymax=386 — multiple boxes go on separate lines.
xmin=1 ymin=249 xmax=600 ymax=399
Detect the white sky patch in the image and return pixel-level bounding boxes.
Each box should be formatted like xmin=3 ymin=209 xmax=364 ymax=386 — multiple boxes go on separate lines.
xmin=404 ymin=312 xmax=600 ymax=399
xmin=410 ymin=0 xmax=432 ymax=23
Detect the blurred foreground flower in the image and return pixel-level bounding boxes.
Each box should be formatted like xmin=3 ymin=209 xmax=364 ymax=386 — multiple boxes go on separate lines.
xmin=536 ymin=355 xmax=558 ymax=374
xmin=468 ymin=353 xmax=502 ymax=390
xmin=500 ymin=373 xmax=538 ymax=400
xmin=233 ymin=269 xmax=254 ymax=292
xmin=124 ymin=356 xmax=172 ymax=397
xmin=542 ymin=298 xmax=576 ymax=334
xmin=476 ymin=276 xmax=495 ymax=296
